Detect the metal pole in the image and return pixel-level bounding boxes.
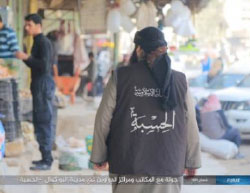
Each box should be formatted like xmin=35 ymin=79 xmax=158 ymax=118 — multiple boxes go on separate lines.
xmin=15 ymin=0 xmax=25 ymax=88
xmin=17 ymin=0 xmax=23 ymax=50
xmin=27 ymin=0 xmax=38 ymax=53
xmin=113 ymin=32 xmax=120 ymax=66
xmin=26 ymin=0 xmax=38 ymax=86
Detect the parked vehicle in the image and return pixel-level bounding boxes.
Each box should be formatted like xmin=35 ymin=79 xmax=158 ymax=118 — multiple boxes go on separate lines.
xmin=189 ymin=64 xmax=250 ymax=102
xmin=214 ymin=75 xmax=250 ymax=134
xmin=189 ymin=72 xmax=246 ymax=102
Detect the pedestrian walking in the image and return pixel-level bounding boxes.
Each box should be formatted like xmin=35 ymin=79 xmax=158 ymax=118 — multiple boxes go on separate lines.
xmin=90 ymin=27 xmax=201 ymax=193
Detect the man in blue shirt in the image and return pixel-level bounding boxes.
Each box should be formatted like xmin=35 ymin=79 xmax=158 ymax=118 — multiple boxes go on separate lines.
xmin=0 ymin=14 xmax=19 ymax=58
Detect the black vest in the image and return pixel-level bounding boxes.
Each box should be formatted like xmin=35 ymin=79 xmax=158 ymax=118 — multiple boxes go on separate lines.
xmin=107 ymin=61 xmax=187 ymax=176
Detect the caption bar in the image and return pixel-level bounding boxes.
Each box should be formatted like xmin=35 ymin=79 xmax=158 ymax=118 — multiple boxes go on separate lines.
xmin=0 ymin=175 xmax=249 ymax=185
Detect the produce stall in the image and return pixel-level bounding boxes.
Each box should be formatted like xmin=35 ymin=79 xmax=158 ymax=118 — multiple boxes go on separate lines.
xmin=0 ymin=78 xmax=21 ymax=142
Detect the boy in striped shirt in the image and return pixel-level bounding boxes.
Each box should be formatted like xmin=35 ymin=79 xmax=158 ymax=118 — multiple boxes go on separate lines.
xmin=0 ymin=14 xmax=19 ymax=58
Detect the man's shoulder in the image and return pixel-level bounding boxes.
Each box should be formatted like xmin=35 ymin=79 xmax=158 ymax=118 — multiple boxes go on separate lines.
xmin=116 ymin=64 xmax=132 ymax=74
xmin=172 ymin=69 xmax=186 ymax=79
xmin=37 ymin=34 xmax=52 ymax=46
xmin=113 ymin=65 xmax=133 ymax=83
xmin=38 ymin=34 xmax=49 ymax=41
xmin=172 ymin=70 xmax=187 ymax=93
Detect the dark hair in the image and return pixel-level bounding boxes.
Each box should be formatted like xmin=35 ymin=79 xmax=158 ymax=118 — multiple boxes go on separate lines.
xmin=129 ymin=46 xmax=138 ymax=64
xmin=25 ymin=14 xmax=42 ymax=25
xmin=88 ymin=52 xmax=94 ymax=58
xmin=0 ymin=15 xmax=2 ymax=22
xmin=47 ymin=30 xmax=58 ymax=41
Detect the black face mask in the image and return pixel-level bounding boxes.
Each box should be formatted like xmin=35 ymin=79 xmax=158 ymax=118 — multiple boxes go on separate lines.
xmin=150 ymin=53 xmax=177 ymax=111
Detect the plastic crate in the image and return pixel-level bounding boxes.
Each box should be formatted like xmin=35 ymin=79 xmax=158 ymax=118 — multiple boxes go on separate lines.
xmin=0 ymin=79 xmax=13 ymax=101
xmin=2 ymin=122 xmax=16 ymax=142
xmin=5 ymin=130 xmax=16 ymax=142
xmin=0 ymin=100 xmax=15 ymax=121
xmin=16 ymin=124 xmax=22 ymax=139
xmin=11 ymin=79 xmax=19 ymax=101
xmin=20 ymin=98 xmax=32 ymax=115
xmin=2 ymin=121 xmax=21 ymax=142
xmin=13 ymin=100 xmax=21 ymax=122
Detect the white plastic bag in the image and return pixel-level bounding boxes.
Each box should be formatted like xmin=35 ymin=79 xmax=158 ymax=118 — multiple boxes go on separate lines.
xmin=171 ymin=0 xmax=185 ymax=14
xmin=164 ymin=0 xmax=195 ymax=37
xmin=174 ymin=19 xmax=196 ymax=36
xmin=107 ymin=8 xmax=121 ymax=33
xmin=199 ymin=133 xmax=238 ymax=160
xmin=56 ymin=135 xmax=87 ymax=153
xmin=120 ymin=0 xmax=136 ymax=16
xmin=164 ymin=9 xmax=176 ymax=26
xmin=56 ymin=136 xmax=89 ymax=170
xmin=136 ymin=2 xmax=157 ymax=30
xmin=147 ymin=1 xmax=158 ymax=27
xmin=170 ymin=15 xmax=183 ymax=29
xmin=121 ymin=15 xmax=135 ymax=33
xmin=58 ymin=150 xmax=90 ymax=170
xmin=74 ymin=34 xmax=89 ymax=72
xmin=136 ymin=3 xmax=148 ymax=30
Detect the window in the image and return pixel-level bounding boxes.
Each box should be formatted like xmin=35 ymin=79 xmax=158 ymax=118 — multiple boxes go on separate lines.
xmin=189 ymin=75 xmax=208 ymax=87
xmin=207 ymin=74 xmax=245 ymax=89
xmin=238 ymin=76 xmax=250 ymax=88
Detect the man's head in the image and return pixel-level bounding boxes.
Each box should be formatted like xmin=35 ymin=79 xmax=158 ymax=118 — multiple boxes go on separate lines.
xmin=134 ymin=27 xmax=167 ymax=54
xmin=47 ymin=30 xmax=58 ymax=41
xmin=24 ymin=14 xmax=42 ymax=36
xmin=130 ymin=27 xmax=168 ymax=64
xmin=0 ymin=15 xmax=3 ymax=29
xmin=88 ymin=52 xmax=94 ymax=61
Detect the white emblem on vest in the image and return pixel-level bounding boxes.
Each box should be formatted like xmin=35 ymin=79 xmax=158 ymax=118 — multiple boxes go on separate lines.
xmin=130 ymin=107 xmax=176 ymax=135
xmin=134 ymin=86 xmax=162 ymax=97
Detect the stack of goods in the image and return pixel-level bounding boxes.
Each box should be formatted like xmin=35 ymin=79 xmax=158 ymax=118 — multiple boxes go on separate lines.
xmin=19 ymin=89 xmax=33 ymax=122
xmin=0 ymin=65 xmax=12 ymax=78
xmin=0 ymin=78 xmax=21 ymax=142
xmin=4 ymin=138 xmax=25 ymax=157
xmin=21 ymin=122 xmax=35 ymax=143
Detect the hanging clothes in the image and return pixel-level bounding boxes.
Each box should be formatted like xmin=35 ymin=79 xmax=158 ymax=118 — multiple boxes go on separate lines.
xmin=136 ymin=1 xmax=157 ymax=30
xmin=73 ymin=34 xmax=89 ymax=72
xmin=57 ymin=21 xmax=74 ymax=56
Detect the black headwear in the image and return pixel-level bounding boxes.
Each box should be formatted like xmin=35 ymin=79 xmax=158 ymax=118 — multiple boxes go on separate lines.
xmin=134 ymin=27 xmax=167 ymax=53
